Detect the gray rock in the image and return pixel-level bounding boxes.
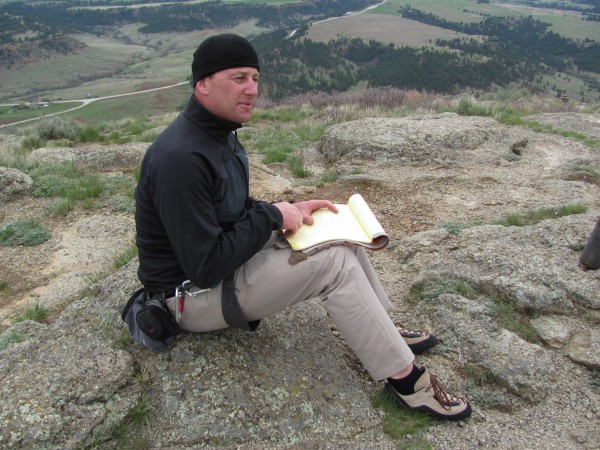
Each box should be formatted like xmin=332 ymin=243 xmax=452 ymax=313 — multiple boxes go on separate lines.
xmin=416 ymin=294 xmax=555 ymax=403
xmin=28 ymin=142 xmax=149 ymax=171
xmin=531 ymin=316 xmax=573 ymax=348
xmin=3 ymin=111 xmax=600 ymax=449
xmin=319 ymin=113 xmax=502 ymax=164
xmin=0 ymin=166 xmax=32 ymax=201
xmin=0 ymin=261 xmax=391 ymax=449
xmin=0 ymin=320 xmax=135 ymax=449
xmin=563 ymin=328 xmax=600 ymax=369
xmin=147 ymin=300 xmax=383 ymax=448
xmin=400 ymin=213 xmax=600 ymax=313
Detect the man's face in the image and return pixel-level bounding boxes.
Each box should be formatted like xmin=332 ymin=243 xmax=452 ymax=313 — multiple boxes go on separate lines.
xmin=195 ymin=67 xmax=259 ymax=124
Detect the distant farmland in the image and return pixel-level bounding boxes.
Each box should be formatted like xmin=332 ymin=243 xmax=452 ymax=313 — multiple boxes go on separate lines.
xmin=306 ymin=14 xmax=472 ymax=48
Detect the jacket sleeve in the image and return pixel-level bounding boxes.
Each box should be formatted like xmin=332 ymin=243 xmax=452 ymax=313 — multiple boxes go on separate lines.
xmin=152 ymin=146 xmax=283 ymax=289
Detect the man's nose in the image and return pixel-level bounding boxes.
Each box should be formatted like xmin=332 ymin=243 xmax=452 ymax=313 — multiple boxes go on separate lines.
xmin=245 ymin=80 xmax=258 ymax=96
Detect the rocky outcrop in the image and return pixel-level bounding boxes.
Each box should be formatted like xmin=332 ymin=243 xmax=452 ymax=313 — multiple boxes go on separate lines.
xmin=0 ymin=263 xmax=394 ymax=449
xmin=318 ymin=113 xmax=502 ymax=164
xmin=1 ymin=112 xmax=599 ymax=449
xmin=0 ymin=167 xmax=32 ymax=201
xmin=28 ymin=142 xmax=149 ymax=171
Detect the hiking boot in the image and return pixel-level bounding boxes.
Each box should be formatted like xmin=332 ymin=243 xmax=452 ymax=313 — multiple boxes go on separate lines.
xmin=385 ymin=368 xmax=472 ymax=421
xmin=396 ymin=322 xmax=439 ymax=354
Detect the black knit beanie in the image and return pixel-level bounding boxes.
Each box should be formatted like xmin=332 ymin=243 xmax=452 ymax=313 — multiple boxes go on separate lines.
xmin=191 ymin=34 xmax=259 ymax=87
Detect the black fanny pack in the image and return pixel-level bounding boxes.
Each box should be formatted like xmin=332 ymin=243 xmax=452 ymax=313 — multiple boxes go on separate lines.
xmin=122 ymin=288 xmax=180 ymax=351
xmin=136 ymin=297 xmax=180 ymax=340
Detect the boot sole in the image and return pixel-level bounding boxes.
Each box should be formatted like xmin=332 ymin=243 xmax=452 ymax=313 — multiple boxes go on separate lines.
xmin=406 ymin=335 xmax=439 ymax=354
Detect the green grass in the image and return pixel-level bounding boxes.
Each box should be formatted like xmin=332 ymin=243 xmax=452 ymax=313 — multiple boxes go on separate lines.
xmin=503 ymin=152 xmax=521 ymax=162
xmin=113 ymin=240 xmax=139 ymax=269
xmin=0 ymin=279 xmax=8 ymax=290
xmin=320 ymin=169 xmax=341 ymax=183
xmin=65 ymin=87 xmax=189 ymax=126
xmin=0 ymin=219 xmax=51 ymax=246
xmin=378 ymin=0 xmax=600 ymax=41
xmin=489 ymin=296 xmax=540 ymax=343
xmin=31 ymin=162 xmax=104 ymax=202
xmin=406 ymin=276 xmax=539 ymax=342
xmin=87 ymin=394 xmax=153 ymax=450
xmin=565 ymin=163 xmax=600 ymax=185
xmin=372 ymin=390 xmax=433 ymax=447
xmin=450 ymin=97 xmax=600 ymax=150
xmin=244 ymin=109 xmax=331 ymax=171
xmin=10 ymin=113 xmax=170 ymax=157
xmin=47 ymin=197 xmax=76 ymax=216
xmin=494 ymin=204 xmax=587 ymax=227
xmin=287 ymin=157 xmax=312 ymax=178
xmin=251 ymin=106 xmax=319 ymax=123
xmin=0 ymin=331 xmax=25 ymax=351
xmin=13 ymin=303 xmax=49 ymax=324
xmin=440 ymin=222 xmax=463 ymax=235
xmin=0 ymin=102 xmax=82 ymax=126
xmin=406 ymin=276 xmax=475 ymax=304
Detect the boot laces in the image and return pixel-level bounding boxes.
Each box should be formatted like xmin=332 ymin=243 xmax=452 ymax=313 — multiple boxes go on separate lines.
xmin=395 ymin=322 xmax=428 ymax=337
xmin=427 ymin=374 xmax=463 ymax=410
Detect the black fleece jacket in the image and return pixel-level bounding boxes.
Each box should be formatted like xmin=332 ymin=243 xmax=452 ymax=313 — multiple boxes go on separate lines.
xmin=135 ymin=95 xmax=283 ymax=293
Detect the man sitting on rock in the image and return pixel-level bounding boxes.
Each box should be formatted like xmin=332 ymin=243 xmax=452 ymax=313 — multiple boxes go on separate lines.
xmin=134 ymin=33 xmax=471 ymax=421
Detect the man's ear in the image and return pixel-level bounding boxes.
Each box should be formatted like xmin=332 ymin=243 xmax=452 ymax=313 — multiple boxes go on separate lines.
xmin=195 ymin=78 xmax=209 ymax=96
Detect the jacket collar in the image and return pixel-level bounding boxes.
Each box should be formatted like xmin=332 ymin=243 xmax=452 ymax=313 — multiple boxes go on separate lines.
xmin=183 ymin=94 xmax=242 ymax=141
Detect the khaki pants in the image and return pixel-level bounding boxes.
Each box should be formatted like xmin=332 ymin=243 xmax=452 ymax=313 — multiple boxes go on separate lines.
xmin=167 ymin=236 xmax=414 ymax=381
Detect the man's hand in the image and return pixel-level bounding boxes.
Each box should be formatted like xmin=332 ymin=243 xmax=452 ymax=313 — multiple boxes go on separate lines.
xmin=293 ymin=200 xmax=338 ymax=225
xmin=273 ymin=200 xmax=338 ymax=236
xmin=273 ymin=202 xmax=304 ymax=236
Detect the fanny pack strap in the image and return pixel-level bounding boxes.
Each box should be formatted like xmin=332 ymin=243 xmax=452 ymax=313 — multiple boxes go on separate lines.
xmin=221 ymin=273 xmax=260 ymax=331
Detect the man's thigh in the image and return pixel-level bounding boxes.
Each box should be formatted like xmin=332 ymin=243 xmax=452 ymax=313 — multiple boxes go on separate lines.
xmin=236 ymin=244 xmax=343 ymax=322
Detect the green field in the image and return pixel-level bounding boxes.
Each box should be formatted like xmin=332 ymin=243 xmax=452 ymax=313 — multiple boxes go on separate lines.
xmin=0 ymin=102 xmax=82 ymax=126
xmin=307 ymin=14 xmax=473 ymax=48
xmin=370 ymin=0 xmax=600 ymax=42
xmin=70 ymin=0 xmax=302 ymax=11
xmin=70 ymin=86 xmax=190 ymax=124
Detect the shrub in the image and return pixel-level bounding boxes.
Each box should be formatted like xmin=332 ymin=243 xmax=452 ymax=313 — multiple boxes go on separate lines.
xmin=456 ymin=97 xmax=492 ymax=116
xmin=320 ymin=170 xmax=341 ymax=183
xmin=440 ymin=222 xmax=463 ymax=235
xmin=31 ymin=163 xmax=104 ymax=201
xmin=36 ymin=117 xmax=82 ymax=141
xmin=288 ymin=157 xmax=312 ymax=178
xmin=0 ymin=219 xmax=51 ymax=246
xmin=20 ymin=136 xmax=47 ymax=151
xmin=46 ymin=197 xmax=75 ymax=216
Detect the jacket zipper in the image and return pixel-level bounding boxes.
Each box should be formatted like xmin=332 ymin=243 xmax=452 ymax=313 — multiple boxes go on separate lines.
xmin=225 ymin=131 xmax=249 ymax=200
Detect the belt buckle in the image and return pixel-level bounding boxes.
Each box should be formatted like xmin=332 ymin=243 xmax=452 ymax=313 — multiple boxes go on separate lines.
xmin=180 ymin=280 xmax=210 ymax=297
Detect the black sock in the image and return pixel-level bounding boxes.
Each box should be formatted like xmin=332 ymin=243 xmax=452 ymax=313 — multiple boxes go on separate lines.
xmin=387 ymin=365 xmax=424 ymax=395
